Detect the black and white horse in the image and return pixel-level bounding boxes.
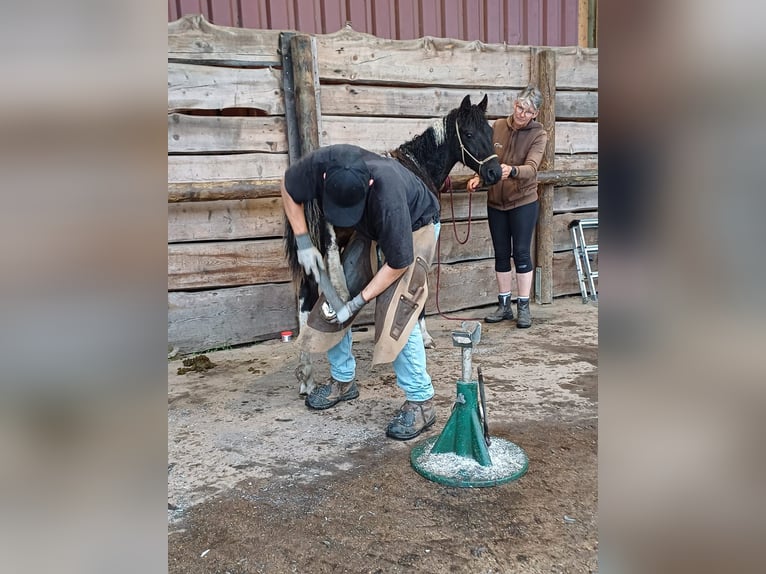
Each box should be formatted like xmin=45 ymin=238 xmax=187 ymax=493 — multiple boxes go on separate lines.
xmin=285 ymin=94 xmax=502 ymax=395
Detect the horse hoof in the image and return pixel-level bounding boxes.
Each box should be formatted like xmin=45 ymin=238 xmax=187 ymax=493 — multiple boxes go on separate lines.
xmin=299 ymin=380 xmax=316 ymax=396
xmin=423 ymin=337 xmax=436 ymax=349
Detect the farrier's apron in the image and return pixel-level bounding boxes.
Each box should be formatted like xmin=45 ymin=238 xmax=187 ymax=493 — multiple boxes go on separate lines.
xmin=297 ymin=223 xmax=437 ymax=365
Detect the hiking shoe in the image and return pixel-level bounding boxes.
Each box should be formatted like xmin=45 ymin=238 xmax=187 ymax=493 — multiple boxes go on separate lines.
xmin=516 ymin=298 xmax=532 ymax=328
xmin=305 ymin=378 xmax=359 ymax=410
xmin=484 ymin=294 xmax=514 ymax=323
xmin=385 ymin=399 xmax=436 ymax=440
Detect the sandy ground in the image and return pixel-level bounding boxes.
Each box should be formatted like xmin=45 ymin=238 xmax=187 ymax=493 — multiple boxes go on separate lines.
xmin=168 ymin=296 xmax=598 ymax=573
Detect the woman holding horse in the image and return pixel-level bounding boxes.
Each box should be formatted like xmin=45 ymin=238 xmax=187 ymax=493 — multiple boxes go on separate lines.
xmin=467 ymin=85 xmax=547 ymax=328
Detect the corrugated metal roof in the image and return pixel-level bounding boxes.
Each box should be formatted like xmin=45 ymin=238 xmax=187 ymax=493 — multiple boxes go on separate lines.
xmin=168 ymin=0 xmax=580 ymax=46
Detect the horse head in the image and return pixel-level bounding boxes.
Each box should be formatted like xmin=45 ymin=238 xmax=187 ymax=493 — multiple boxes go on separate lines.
xmin=453 ymin=95 xmax=502 ymax=186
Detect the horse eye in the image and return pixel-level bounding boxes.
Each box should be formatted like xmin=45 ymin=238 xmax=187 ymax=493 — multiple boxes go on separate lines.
xmin=465 ymin=131 xmax=473 ymax=139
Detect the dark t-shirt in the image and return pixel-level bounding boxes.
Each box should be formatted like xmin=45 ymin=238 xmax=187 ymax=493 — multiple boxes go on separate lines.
xmin=284 ymin=144 xmax=440 ymax=269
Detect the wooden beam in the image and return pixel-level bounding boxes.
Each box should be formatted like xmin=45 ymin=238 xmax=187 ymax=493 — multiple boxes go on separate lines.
xmin=167 ymin=63 xmax=283 ymax=113
xmin=168 ymin=284 xmax=298 ymax=354
xmin=538 ymin=169 xmax=597 ymax=185
xmin=168 ymin=14 xmax=281 ymax=67
xmin=290 ymin=34 xmax=322 ymax=155
xmin=167 ymin=170 xmax=596 ymax=203
xmin=533 ymin=49 xmax=557 ymax=304
xmin=168 ymin=179 xmax=282 ymax=203
xmin=280 ymin=32 xmax=301 ymax=164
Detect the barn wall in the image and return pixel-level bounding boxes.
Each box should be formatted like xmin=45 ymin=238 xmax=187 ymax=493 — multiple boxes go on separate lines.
xmin=167 ymin=0 xmax=582 ymax=47
xmin=168 ymin=15 xmax=597 ymax=353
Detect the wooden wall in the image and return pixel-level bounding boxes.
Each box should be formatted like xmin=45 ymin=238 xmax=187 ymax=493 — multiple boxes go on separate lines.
xmin=168 ymin=14 xmax=598 ymax=354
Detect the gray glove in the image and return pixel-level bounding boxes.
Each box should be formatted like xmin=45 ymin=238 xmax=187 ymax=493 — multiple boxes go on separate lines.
xmin=330 ymin=292 xmax=367 ymax=324
xmin=295 ymin=233 xmax=324 ymax=280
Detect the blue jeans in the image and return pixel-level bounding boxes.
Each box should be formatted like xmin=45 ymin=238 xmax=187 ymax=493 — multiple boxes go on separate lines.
xmin=327 ymin=222 xmax=440 ymax=402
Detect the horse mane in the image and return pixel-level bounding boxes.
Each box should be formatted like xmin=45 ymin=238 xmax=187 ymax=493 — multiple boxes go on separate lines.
xmin=389 ymin=113 xmax=453 ymax=197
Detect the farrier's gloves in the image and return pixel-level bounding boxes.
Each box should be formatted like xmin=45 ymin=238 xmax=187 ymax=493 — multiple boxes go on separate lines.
xmin=295 ymin=233 xmax=324 ymax=280
xmin=330 ymin=292 xmax=367 ymax=324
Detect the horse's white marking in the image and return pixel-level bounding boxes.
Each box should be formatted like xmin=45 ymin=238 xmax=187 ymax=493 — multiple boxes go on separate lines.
xmin=431 ymin=118 xmax=446 ymax=146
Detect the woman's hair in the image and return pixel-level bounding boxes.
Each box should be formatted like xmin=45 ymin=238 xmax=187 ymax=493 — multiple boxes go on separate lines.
xmin=516 ymin=85 xmax=544 ymax=112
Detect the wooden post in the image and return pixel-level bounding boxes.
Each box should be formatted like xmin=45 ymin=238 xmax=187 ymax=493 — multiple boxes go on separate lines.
xmin=578 ymin=0 xmax=589 ymax=48
xmin=532 ymin=48 xmax=556 ymax=304
xmin=279 ymin=32 xmax=300 ymax=164
xmin=290 ymin=34 xmax=322 ymax=156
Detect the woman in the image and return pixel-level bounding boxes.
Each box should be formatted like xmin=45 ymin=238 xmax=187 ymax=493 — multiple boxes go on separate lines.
xmin=467 ymin=85 xmax=547 ymax=328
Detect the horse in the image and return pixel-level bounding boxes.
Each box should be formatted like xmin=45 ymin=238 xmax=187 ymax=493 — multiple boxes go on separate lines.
xmin=285 ymin=94 xmax=502 ymax=396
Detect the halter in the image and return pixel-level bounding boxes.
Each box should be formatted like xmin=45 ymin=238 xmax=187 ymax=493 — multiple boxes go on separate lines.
xmin=455 ymin=120 xmax=498 ymax=170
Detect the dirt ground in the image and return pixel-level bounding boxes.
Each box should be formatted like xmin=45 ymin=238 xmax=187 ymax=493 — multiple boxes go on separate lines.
xmin=168 ymin=296 xmax=598 ymax=573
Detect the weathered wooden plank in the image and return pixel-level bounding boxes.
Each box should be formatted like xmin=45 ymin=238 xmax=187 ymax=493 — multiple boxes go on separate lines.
xmin=436 ymin=221 xmax=494 ymax=264
xmin=553 ymin=186 xmax=599 ymax=213
xmin=538 ymin=169 xmax=598 ymax=185
xmin=168 ymin=284 xmax=298 ymax=354
xmin=314 ymin=28 xmax=533 ymax=88
xmin=280 ymin=32 xmax=301 ymax=163
xmin=319 ymin=85 xmax=598 ymax=120
xmin=314 ymin=29 xmax=597 ymax=89
xmin=555 ymin=121 xmax=598 ymax=154
xmin=168 ymin=114 xmax=288 ymax=153
xmin=168 ymin=179 xmax=283 ymax=203
xmin=168 ymin=15 xmax=282 ymax=66
xmin=167 ymin=173 xmax=596 ymax=204
xmin=555 ymin=47 xmax=599 ymax=89
xmin=425 ymin=260 xmax=500 ymax=314
xmin=168 ymin=239 xmax=290 ymax=290
xmin=552 ymin=211 xmax=598 ymax=252
xmin=553 ymin=250 xmax=596 ymax=297
xmin=321 ymin=116 xmax=596 ymax=155
xmin=437 ymin=190 xmax=489 ymax=221
xmin=168 ymin=63 xmax=283 ymax=113
xmin=553 ymin=154 xmax=598 ymax=171
xmin=556 ymin=91 xmax=598 ymax=120
xmin=168 ymin=153 xmax=289 ymax=183
xmin=291 ymin=34 xmax=322 ymax=154
xmin=168 ymin=197 xmax=286 ymax=243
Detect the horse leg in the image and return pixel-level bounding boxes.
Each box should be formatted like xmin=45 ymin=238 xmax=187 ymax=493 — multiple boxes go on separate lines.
xmin=295 ymin=278 xmax=318 ymax=396
xmin=295 ymin=225 xmax=349 ymax=396
xmin=419 ymin=309 xmax=436 ymax=349
xmin=325 ymin=224 xmax=350 ymax=301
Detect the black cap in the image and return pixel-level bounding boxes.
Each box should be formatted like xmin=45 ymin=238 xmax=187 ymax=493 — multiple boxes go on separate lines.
xmin=323 ymin=147 xmax=371 ymax=227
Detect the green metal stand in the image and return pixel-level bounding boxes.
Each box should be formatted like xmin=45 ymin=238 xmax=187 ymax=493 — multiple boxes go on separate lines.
xmin=410 ymin=321 xmax=529 ymax=488
xmin=430 ymin=380 xmax=491 ymax=466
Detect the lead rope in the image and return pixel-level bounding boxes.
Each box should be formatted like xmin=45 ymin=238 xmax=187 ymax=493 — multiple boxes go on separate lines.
xmin=434 ymin=177 xmax=485 ymax=322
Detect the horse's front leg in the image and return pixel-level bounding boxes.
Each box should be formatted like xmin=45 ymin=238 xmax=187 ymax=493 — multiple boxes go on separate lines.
xmin=296 ymin=350 xmax=316 ymax=396
xmin=419 ymin=315 xmax=436 ymax=349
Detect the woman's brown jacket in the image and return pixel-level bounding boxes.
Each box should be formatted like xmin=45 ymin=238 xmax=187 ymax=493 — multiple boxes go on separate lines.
xmin=486 ymin=117 xmax=548 ymax=211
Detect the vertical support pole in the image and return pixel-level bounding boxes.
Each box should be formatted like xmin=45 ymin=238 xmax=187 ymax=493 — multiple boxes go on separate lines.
xmin=578 ymin=0 xmax=589 ymax=48
xmin=531 ymin=48 xmax=556 ymax=304
xmin=279 ymin=32 xmax=300 ymax=164
xmin=290 ymin=34 xmax=322 ymax=157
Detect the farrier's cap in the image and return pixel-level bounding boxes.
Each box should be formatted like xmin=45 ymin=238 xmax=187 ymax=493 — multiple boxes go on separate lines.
xmin=323 ymin=146 xmax=371 ymax=227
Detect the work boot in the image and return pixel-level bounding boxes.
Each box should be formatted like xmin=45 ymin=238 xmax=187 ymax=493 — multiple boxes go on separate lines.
xmin=305 ymin=377 xmax=359 ymax=410
xmin=516 ymin=298 xmax=532 ymax=328
xmin=385 ymin=399 xmax=436 ymax=440
xmin=484 ymin=294 xmax=514 ymax=323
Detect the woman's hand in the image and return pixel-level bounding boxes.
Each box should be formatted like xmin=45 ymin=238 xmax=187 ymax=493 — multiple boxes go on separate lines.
xmin=466 ymin=175 xmax=481 ymax=192
xmin=500 ymin=163 xmax=512 ymax=180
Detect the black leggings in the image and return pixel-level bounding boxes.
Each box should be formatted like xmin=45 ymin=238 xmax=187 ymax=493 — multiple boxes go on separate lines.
xmin=487 ymin=201 xmax=539 ymax=274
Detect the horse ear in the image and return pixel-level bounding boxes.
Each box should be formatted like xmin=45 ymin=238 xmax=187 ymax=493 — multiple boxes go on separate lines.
xmin=478 ymin=94 xmax=488 ymax=112
xmin=460 ymin=94 xmax=472 ymax=111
